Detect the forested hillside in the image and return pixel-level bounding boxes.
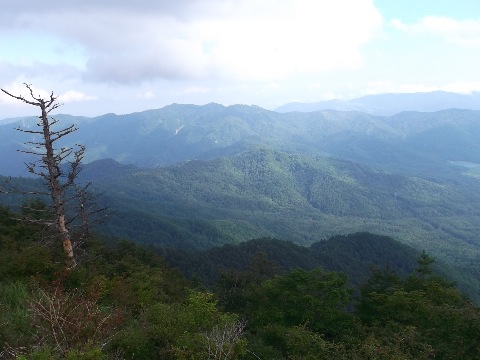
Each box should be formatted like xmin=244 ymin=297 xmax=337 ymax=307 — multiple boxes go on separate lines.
xmin=1 ymin=206 xmax=480 ymax=359
xmin=2 ymin=103 xmax=480 ymax=348
xmin=160 ymin=233 xmax=420 ymax=287
xmin=74 ymin=148 xmax=480 ymax=266
xmin=2 ymin=138 xmax=480 ymax=296
xmin=2 ymin=105 xmax=480 ymax=182
xmin=3 ymin=145 xmax=480 ymax=301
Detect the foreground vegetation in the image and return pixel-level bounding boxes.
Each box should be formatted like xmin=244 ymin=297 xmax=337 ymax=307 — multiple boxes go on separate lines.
xmin=1 ymin=205 xmax=480 ymax=359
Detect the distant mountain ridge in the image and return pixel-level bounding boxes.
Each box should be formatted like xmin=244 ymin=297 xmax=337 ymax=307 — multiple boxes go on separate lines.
xmin=275 ymin=91 xmax=480 ymax=115
xmin=2 ymin=104 xmax=480 ymax=182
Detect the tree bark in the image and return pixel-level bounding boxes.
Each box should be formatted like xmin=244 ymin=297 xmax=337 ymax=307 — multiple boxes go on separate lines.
xmin=39 ymin=104 xmax=77 ymax=268
xmin=1 ymin=84 xmax=79 ymax=269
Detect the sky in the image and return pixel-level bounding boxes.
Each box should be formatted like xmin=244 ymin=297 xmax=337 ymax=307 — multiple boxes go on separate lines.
xmin=1 ymin=0 xmax=480 ymax=119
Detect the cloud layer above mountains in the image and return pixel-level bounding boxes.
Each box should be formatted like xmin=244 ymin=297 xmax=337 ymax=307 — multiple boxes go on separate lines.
xmin=0 ymin=0 xmax=382 ymax=84
xmin=1 ymin=0 xmax=480 ymax=117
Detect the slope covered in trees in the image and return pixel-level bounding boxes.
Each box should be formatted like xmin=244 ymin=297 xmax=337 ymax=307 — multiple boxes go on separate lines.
xmin=2 ymin=105 xmax=480 ymax=183
xmin=160 ymin=233 xmax=419 ymax=288
xmin=75 ymin=148 xmax=480 ymax=267
xmin=3 ymin=146 xmax=480 ymax=301
xmin=3 ymin=89 xmax=480 ymax=358
xmin=1 ymin=205 xmax=480 ymax=359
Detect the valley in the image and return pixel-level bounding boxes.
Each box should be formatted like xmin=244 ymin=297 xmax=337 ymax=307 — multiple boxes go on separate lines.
xmin=2 ymin=100 xmax=480 ymax=301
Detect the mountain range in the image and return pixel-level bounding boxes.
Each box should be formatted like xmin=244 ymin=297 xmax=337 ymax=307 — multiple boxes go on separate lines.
xmin=1 ymin=91 xmax=480 ymax=300
xmin=275 ymin=91 xmax=480 ymax=115
xmin=2 ymin=102 xmax=480 ymax=182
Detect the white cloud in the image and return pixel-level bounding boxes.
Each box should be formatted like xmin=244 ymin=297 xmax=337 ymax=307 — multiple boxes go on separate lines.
xmin=180 ymin=86 xmax=210 ymax=95
xmin=12 ymin=1 xmax=480 ymax=117
xmin=1 ymin=0 xmax=382 ymax=84
xmin=59 ymin=90 xmax=96 ymax=103
xmin=187 ymin=0 xmax=383 ymax=81
xmin=391 ymin=16 xmax=480 ymax=47
xmin=439 ymin=82 xmax=480 ymax=94
xmin=0 ymin=82 xmax=51 ymax=106
xmin=364 ymin=81 xmax=480 ymax=95
xmin=0 ymin=82 xmax=95 ymax=110
xmin=136 ymin=91 xmax=156 ymax=99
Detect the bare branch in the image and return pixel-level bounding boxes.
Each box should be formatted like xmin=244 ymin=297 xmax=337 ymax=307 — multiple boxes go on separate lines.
xmin=1 ymin=84 xmax=79 ymax=269
xmin=1 ymin=87 xmax=40 ymax=107
xmin=17 ymin=150 xmax=47 ymax=156
xmin=14 ymin=128 xmax=44 ymax=134
xmin=28 ymin=283 xmax=122 ymax=357
xmin=204 ymin=319 xmax=247 ymax=360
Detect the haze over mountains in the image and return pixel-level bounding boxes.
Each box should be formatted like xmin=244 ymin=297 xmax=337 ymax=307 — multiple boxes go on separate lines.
xmin=275 ymin=91 xmax=480 ymax=115
xmin=2 ymin=93 xmax=480 ymax=181
xmin=1 ymin=91 xmax=480 ymax=300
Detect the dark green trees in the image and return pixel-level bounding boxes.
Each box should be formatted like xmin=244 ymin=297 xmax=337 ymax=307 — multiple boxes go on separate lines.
xmin=357 ymin=253 xmax=480 ymax=359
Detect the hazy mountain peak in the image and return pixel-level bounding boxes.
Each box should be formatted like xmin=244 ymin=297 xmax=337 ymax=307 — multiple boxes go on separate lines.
xmin=275 ymin=91 xmax=480 ymax=115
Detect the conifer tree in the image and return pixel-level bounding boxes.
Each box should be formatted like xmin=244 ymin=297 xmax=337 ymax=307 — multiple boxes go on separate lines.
xmin=416 ymin=250 xmax=435 ymax=280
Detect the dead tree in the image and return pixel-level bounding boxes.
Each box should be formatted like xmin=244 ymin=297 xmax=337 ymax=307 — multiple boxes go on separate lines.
xmin=1 ymin=84 xmax=83 ymax=269
xmin=204 ymin=319 xmax=247 ymax=360
xmin=70 ymin=182 xmax=110 ymax=243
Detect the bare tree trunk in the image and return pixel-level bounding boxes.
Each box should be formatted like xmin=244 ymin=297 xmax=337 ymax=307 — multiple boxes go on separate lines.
xmin=71 ymin=182 xmax=110 ymax=242
xmin=1 ymin=84 xmax=81 ymax=269
xmin=39 ymin=105 xmax=77 ymax=268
